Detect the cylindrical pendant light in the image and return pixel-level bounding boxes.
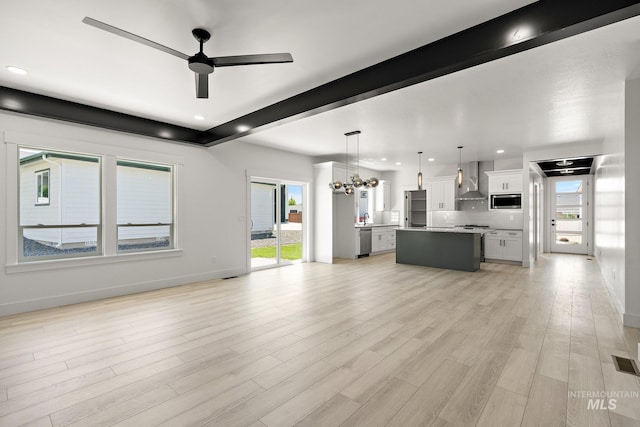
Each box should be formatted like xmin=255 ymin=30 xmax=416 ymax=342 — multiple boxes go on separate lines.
xmin=417 ymin=151 xmax=423 ymax=190
xmin=457 ymin=146 xmax=463 ymax=188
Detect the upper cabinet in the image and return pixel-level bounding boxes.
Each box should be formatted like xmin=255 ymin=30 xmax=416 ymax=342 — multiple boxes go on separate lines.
xmin=375 ymin=180 xmax=391 ymax=211
xmin=426 ymin=176 xmax=456 ymax=211
xmin=486 ymin=169 xmax=523 ymax=194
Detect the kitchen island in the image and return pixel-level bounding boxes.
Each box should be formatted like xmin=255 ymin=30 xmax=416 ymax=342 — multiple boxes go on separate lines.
xmin=396 ymin=227 xmax=484 ymax=272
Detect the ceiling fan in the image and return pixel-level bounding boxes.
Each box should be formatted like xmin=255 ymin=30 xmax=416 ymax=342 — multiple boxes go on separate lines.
xmin=82 ymin=17 xmax=293 ymax=99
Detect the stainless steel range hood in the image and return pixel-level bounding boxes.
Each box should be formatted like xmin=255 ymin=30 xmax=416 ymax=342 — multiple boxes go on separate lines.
xmin=457 ymin=161 xmax=487 ymax=201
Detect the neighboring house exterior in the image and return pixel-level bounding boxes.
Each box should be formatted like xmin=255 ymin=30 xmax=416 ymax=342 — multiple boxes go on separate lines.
xmin=116 ymin=161 xmax=172 ymax=245
xmin=19 ymin=151 xmax=171 ymax=249
xmin=250 ymin=182 xmax=275 ymax=237
xmin=20 ymin=152 xmax=100 ymax=248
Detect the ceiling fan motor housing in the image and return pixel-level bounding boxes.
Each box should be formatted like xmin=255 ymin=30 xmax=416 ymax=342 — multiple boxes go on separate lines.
xmin=188 ymin=53 xmax=214 ymax=74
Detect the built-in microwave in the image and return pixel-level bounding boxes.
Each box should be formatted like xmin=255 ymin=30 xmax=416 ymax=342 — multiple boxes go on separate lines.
xmin=490 ymin=193 xmax=522 ymax=209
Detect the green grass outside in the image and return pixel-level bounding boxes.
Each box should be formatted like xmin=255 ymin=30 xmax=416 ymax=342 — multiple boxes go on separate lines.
xmin=251 ymin=243 xmax=302 ymax=260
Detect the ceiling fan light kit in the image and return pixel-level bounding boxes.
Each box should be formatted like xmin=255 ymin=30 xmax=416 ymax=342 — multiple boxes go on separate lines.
xmin=82 ymin=17 xmax=293 ymax=99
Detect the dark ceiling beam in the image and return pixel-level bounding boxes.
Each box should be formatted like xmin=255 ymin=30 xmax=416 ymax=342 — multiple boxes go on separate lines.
xmin=202 ymin=0 xmax=640 ymax=146
xmin=2 ymin=1 xmax=640 ymax=146
xmin=0 ymin=86 xmax=204 ymax=144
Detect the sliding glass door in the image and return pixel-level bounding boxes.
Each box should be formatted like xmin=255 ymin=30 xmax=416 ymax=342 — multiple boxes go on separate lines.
xmin=250 ymin=179 xmax=305 ymax=269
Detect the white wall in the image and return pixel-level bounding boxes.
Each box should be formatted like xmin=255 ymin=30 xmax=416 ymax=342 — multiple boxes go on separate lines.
xmin=527 ymin=166 xmax=544 ymax=262
xmin=623 ymin=79 xmax=640 ymax=327
xmin=1 ymin=112 xmax=314 ymax=316
xmin=594 ymin=150 xmax=625 ymax=313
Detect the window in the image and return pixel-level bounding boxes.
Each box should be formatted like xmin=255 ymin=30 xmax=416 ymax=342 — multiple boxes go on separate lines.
xmin=19 ymin=148 xmax=101 ymax=261
xmin=117 ymin=160 xmax=174 ymax=253
xmin=35 ymin=169 xmax=50 ymax=205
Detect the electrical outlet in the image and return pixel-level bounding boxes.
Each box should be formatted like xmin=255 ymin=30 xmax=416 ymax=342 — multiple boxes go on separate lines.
xmin=613 ymin=270 xmax=616 ymax=281
xmin=210 ymin=256 xmax=217 ymax=264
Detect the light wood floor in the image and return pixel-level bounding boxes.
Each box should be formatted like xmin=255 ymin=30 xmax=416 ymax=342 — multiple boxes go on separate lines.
xmin=1 ymin=253 xmax=640 ymax=427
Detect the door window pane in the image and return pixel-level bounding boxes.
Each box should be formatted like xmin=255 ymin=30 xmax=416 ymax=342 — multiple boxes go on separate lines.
xmin=556 ymin=220 xmax=582 ymax=233
xmin=556 ymin=193 xmax=582 ymax=206
xmin=117 ymin=160 xmax=173 ymax=253
xmin=251 ymin=182 xmax=277 ymax=268
xmin=556 ymin=234 xmax=583 ymax=245
xmin=556 ymin=180 xmax=583 ymax=193
xmin=283 ymin=184 xmax=303 ymax=263
xmin=555 ymin=207 xmax=582 ymax=219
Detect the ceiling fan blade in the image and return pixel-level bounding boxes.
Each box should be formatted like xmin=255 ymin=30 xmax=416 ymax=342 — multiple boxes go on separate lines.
xmin=195 ymin=73 xmax=208 ymax=98
xmin=212 ymin=53 xmax=293 ymax=67
xmin=82 ymin=17 xmax=189 ymax=60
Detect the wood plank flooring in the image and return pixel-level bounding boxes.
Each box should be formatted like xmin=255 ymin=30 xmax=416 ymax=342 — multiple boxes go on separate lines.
xmin=1 ymin=253 xmax=639 ymax=426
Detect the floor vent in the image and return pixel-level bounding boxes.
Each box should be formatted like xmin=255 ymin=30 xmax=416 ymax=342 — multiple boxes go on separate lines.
xmin=223 ymin=276 xmax=238 ymax=280
xmin=612 ymin=355 xmax=640 ymax=376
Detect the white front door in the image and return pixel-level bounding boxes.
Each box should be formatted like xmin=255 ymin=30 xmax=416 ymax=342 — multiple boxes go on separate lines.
xmin=550 ymin=176 xmax=590 ymax=254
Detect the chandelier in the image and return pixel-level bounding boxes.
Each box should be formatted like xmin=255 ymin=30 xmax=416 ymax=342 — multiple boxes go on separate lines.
xmin=329 ymin=130 xmax=379 ymax=195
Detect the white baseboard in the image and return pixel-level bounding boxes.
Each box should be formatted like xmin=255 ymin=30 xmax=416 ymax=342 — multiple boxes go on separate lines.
xmin=0 ymin=267 xmax=245 ymax=317
xmin=623 ymin=312 xmax=640 ymax=328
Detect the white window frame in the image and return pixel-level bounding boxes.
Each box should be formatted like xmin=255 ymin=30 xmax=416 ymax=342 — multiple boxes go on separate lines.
xmin=116 ymin=159 xmax=175 ymax=254
xmin=34 ymin=168 xmax=50 ymax=205
xmin=4 ymin=131 xmax=184 ymax=273
xmin=18 ymin=148 xmax=103 ymax=262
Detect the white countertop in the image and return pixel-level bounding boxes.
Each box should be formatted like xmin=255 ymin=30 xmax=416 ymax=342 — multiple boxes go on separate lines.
xmin=399 ymin=226 xmax=494 ymax=234
xmin=354 ymin=223 xmax=399 ymax=228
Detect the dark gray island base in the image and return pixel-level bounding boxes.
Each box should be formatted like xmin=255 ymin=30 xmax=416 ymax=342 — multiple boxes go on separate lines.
xmin=396 ymin=228 xmax=481 ymax=272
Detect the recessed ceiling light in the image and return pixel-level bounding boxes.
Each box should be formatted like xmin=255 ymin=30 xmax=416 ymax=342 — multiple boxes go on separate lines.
xmin=428 ymin=158 xmax=435 ymax=162
xmin=496 ymin=149 xmax=505 ymax=154
xmin=237 ymin=125 xmax=250 ymax=132
xmin=6 ymin=66 xmax=27 ymax=75
xmin=194 ymin=115 xmax=205 ymax=121
xmin=381 ymin=157 xmax=387 ymax=161
xmin=556 ymin=159 xmax=573 ymax=167
xmin=395 ymin=162 xmax=402 ymax=166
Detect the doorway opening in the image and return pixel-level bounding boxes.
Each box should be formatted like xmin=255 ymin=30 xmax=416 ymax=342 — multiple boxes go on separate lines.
xmin=549 ymin=176 xmax=591 ymax=255
xmin=250 ymin=179 xmax=306 ymax=270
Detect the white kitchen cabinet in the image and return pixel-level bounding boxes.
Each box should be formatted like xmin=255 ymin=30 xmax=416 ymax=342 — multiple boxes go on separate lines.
xmin=484 ymin=230 xmax=522 ymax=263
xmin=426 ymin=176 xmax=456 ymax=211
xmin=486 ymin=170 xmax=523 ymax=194
xmin=372 ymin=226 xmax=397 ymax=253
xmin=375 ymin=180 xmax=391 ymax=211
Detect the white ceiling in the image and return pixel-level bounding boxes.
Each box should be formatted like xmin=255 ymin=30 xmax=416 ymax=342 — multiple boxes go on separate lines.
xmin=2 ymin=1 xmax=640 ymax=171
